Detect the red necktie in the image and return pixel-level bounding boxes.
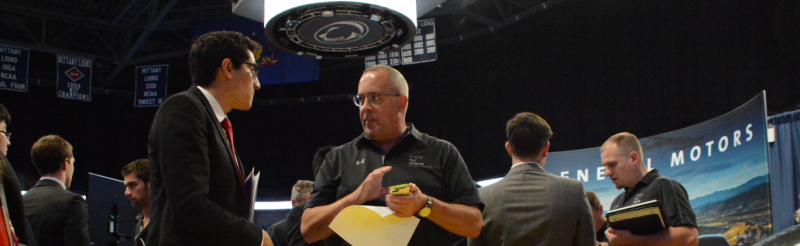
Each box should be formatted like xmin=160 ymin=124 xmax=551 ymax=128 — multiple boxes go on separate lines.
xmin=220 ymin=118 xmax=246 ymax=191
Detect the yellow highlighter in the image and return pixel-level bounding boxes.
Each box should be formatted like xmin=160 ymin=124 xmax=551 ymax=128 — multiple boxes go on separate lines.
xmin=390 ymin=183 xmax=411 ymax=196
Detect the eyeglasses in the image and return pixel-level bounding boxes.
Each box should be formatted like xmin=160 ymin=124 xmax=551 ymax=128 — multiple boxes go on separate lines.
xmin=241 ymin=61 xmax=261 ymax=78
xmin=0 ymin=131 xmax=9 ymax=140
xmin=353 ymin=93 xmax=401 ymax=107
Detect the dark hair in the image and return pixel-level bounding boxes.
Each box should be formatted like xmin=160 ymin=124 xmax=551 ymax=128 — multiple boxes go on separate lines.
xmin=121 ymin=159 xmax=149 ymax=183
xmin=0 ymin=103 xmax=10 ymax=125
xmin=312 ymin=145 xmax=337 ymax=179
xmin=31 ymin=135 xmax=73 ymax=175
xmin=189 ymin=31 xmax=256 ymax=87
xmin=506 ymin=112 xmax=553 ymax=158
xmin=585 ymin=190 xmax=601 ymax=210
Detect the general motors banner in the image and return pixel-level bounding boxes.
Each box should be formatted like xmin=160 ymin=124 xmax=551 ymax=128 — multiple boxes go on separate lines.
xmin=0 ymin=44 xmax=29 ymax=92
xmin=543 ymin=92 xmax=770 ymax=244
xmin=57 ymin=55 xmax=93 ymax=101
xmin=135 ymin=65 xmax=168 ymax=107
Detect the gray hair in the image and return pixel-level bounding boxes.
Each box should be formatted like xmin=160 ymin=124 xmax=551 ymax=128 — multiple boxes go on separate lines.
xmin=291 ymin=180 xmax=314 ymax=201
xmin=365 ymin=65 xmax=409 ymax=97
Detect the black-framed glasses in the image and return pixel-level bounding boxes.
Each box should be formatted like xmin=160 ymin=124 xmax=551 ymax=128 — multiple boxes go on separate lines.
xmin=241 ymin=61 xmax=260 ymax=78
xmin=353 ymin=93 xmax=401 ymax=107
xmin=0 ymin=131 xmax=9 ymax=140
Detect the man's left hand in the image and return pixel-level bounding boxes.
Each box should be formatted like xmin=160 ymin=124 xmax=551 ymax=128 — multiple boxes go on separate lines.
xmin=385 ymin=183 xmax=427 ymax=217
xmin=605 ymin=227 xmax=636 ymax=245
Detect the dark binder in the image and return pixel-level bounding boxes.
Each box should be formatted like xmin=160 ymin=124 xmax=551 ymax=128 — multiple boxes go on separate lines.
xmin=605 ymin=200 xmax=666 ymax=235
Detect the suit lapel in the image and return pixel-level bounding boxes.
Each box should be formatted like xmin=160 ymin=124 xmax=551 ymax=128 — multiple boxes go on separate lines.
xmin=188 ymin=87 xmax=245 ymax=184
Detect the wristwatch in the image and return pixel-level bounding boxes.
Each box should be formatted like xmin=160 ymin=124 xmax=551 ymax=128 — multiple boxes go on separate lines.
xmin=417 ymin=195 xmax=433 ymax=218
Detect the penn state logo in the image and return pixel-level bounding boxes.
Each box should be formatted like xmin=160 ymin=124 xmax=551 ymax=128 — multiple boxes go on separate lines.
xmin=315 ymin=21 xmax=369 ymax=44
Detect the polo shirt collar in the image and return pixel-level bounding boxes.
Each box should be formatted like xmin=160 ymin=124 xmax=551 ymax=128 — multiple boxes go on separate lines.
xmin=358 ymin=123 xmax=420 ymax=146
xmin=40 ymin=177 xmax=66 ymax=190
xmin=638 ymin=169 xmax=660 ymax=185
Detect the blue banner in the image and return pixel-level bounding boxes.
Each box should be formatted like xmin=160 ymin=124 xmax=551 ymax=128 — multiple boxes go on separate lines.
xmin=402 ymin=18 xmax=437 ymax=65
xmin=135 ymin=65 xmax=168 ymax=107
xmin=0 ymin=45 xmax=30 ymax=92
xmin=57 ymin=55 xmax=93 ymax=101
xmin=540 ymin=92 xmax=771 ymax=244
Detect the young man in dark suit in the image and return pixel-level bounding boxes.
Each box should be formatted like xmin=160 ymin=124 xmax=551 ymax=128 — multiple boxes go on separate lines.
xmin=469 ymin=112 xmax=595 ymax=246
xmin=1 ymin=103 xmax=35 ymax=246
xmin=23 ymin=135 xmax=89 ymax=246
xmin=146 ymin=30 xmax=272 ymax=246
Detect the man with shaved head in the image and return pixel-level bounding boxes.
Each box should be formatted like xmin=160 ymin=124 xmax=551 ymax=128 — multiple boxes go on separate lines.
xmin=600 ymin=132 xmax=698 ymax=246
xmin=301 ymin=65 xmax=483 ymax=246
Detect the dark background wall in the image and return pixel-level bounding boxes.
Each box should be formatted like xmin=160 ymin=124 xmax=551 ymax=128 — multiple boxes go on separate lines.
xmin=1 ymin=0 xmax=798 ymax=200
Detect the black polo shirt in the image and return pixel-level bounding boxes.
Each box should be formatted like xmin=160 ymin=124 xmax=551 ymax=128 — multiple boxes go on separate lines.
xmin=609 ymin=169 xmax=697 ymax=230
xmin=306 ymin=124 xmax=483 ymax=246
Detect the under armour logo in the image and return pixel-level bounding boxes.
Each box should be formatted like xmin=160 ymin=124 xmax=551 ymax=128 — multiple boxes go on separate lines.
xmin=356 ymin=159 xmax=365 ymax=165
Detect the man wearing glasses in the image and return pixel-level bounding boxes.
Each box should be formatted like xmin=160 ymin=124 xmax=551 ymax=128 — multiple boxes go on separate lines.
xmin=147 ymin=31 xmax=272 ymax=246
xmin=301 ymin=65 xmax=484 ymax=245
xmin=1 ymin=103 xmax=35 ymax=246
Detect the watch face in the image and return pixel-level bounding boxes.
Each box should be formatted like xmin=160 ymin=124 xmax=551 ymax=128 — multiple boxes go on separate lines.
xmin=417 ymin=207 xmax=431 ymax=217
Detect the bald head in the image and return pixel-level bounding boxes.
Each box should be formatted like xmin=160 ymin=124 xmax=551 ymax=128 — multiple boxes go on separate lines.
xmin=601 ymin=132 xmax=644 ymax=165
xmin=364 ymin=65 xmax=408 ymax=97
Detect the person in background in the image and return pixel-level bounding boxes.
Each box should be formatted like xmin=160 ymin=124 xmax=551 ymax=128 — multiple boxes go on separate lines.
xmin=585 ymin=190 xmax=609 ymax=246
xmin=24 ymin=135 xmax=89 ymax=246
xmin=0 ymin=103 xmax=35 ymax=246
xmin=267 ymin=180 xmax=316 ymax=246
xmin=601 ymin=132 xmax=698 ymax=246
xmin=469 ymin=112 xmax=595 ymax=246
xmin=121 ymin=159 xmax=151 ymax=244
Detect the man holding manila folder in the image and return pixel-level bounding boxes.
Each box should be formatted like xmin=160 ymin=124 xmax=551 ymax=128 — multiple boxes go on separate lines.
xmin=300 ymin=65 xmax=484 ymax=246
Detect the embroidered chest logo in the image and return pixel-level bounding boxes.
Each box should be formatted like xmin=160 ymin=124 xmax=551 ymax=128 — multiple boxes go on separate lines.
xmin=409 ymin=155 xmax=424 ymax=167
xmin=355 ymin=158 xmax=365 ymax=166
xmin=633 ymin=193 xmax=644 ymax=204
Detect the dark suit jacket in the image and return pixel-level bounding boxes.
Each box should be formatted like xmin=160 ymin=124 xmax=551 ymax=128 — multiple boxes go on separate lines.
xmin=22 ymin=179 xmax=90 ymax=246
xmin=469 ymin=163 xmax=595 ymax=246
xmin=147 ymin=87 xmax=262 ymax=246
xmin=1 ymin=154 xmax=34 ymax=246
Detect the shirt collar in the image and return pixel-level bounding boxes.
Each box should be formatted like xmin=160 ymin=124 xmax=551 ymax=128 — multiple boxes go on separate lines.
xmin=40 ymin=177 xmax=66 ymax=190
xmin=358 ymin=123 xmax=421 ymax=145
xmin=196 ymin=86 xmax=226 ymax=123
xmin=510 ymin=162 xmax=538 ymax=169
xmin=638 ymin=169 xmax=660 ymax=185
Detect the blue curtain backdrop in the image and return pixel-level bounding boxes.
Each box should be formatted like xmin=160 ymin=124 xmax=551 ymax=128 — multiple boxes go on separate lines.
xmin=768 ymin=109 xmax=800 ymax=233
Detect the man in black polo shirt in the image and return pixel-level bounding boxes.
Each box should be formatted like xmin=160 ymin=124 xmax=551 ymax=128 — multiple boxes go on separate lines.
xmin=300 ymin=65 xmax=483 ymax=246
xmin=600 ymin=132 xmax=698 ymax=246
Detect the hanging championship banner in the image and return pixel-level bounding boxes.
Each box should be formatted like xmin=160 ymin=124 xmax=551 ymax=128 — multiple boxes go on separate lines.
xmin=134 ymin=65 xmax=168 ymax=107
xmin=401 ymin=18 xmax=437 ymax=65
xmin=0 ymin=44 xmax=30 ymax=92
xmin=365 ymin=50 xmax=402 ymax=69
xmin=57 ymin=55 xmax=93 ymax=101
xmin=365 ymin=18 xmax=436 ymax=68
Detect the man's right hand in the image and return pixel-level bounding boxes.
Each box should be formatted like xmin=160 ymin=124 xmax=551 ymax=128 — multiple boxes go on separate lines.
xmin=350 ymin=166 xmax=392 ymax=205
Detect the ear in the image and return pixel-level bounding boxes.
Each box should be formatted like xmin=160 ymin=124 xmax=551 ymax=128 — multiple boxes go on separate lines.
xmin=144 ymin=182 xmax=150 ymax=192
xmin=629 ymin=150 xmax=639 ymax=163
xmin=397 ymin=95 xmax=408 ymax=113
xmin=221 ymin=58 xmax=234 ymax=79
xmin=505 ymin=141 xmax=513 ymax=158
xmin=599 ymin=204 xmax=604 ymax=213
xmin=291 ymin=198 xmax=298 ymax=207
xmin=61 ymin=158 xmax=70 ymax=171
